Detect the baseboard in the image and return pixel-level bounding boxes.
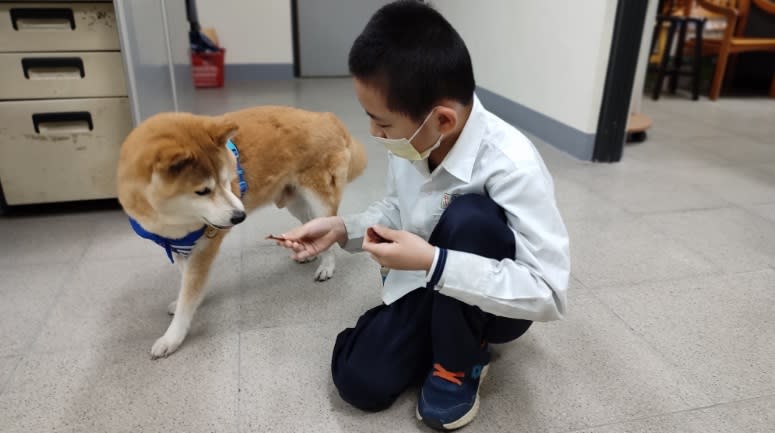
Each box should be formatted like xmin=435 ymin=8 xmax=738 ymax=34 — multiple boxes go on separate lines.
xmin=224 ymin=63 xmax=294 ymax=81
xmin=476 ymin=87 xmax=596 ymax=161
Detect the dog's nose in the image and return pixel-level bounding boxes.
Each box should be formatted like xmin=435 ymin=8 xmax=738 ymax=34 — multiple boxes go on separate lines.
xmin=230 ymin=210 xmax=246 ymax=225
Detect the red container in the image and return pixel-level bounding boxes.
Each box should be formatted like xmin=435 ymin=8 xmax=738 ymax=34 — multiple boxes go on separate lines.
xmin=191 ymin=49 xmax=225 ymax=88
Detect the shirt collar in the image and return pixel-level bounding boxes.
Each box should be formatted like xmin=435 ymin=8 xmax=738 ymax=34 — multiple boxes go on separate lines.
xmin=437 ymin=94 xmax=487 ymax=183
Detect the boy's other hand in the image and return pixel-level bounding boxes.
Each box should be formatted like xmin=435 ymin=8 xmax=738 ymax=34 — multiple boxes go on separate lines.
xmin=277 ymin=216 xmax=347 ymax=261
xmin=362 ymin=225 xmax=435 ymax=271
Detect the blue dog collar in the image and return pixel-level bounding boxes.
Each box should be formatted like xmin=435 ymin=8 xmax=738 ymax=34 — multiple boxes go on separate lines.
xmin=129 ymin=218 xmax=205 ymax=263
xmin=226 ymin=138 xmax=247 ymax=197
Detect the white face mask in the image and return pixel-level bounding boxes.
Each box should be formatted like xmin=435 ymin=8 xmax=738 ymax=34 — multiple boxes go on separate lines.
xmin=371 ymin=110 xmax=442 ymax=161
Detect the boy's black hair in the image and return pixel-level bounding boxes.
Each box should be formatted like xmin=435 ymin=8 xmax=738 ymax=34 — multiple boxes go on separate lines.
xmin=349 ymin=0 xmax=475 ymax=121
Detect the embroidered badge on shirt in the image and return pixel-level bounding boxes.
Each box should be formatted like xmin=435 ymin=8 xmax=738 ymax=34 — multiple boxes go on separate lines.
xmin=441 ymin=192 xmax=461 ymax=209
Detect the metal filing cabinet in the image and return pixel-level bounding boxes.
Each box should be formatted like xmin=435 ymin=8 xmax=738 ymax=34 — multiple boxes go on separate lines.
xmin=0 ymin=1 xmax=132 ymax=205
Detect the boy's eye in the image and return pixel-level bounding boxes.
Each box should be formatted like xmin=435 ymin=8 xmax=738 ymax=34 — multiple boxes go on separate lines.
xmin=195 ymin=187 xmax=212 ymax=196
xmin=377 ymin=124 xmax=391 ymax=129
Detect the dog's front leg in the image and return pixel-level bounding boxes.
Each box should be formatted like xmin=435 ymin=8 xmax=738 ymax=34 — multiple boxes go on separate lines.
xmin=151 ymin=236 xmax=223 ymax=359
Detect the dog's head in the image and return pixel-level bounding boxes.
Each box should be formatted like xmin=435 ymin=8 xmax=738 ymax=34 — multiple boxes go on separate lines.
xmin=117 ymin=112 xmax=246 ymax=232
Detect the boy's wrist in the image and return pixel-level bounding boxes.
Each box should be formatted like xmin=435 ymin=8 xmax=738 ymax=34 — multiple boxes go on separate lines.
xmin=332 ymin=216 xmax=348 ymax=246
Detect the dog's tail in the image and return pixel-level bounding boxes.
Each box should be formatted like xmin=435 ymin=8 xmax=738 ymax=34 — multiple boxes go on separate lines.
xmin=346 ymin=135 xmax=368 ymax=182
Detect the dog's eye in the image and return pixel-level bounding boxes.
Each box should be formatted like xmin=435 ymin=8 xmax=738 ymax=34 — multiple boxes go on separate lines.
xmin=195 ymin=187 xmax=212 ymax=196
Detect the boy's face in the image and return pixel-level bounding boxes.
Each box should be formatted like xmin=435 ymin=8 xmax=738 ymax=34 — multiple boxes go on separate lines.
xmin=353 ymin=78 xmax=440 ymax=154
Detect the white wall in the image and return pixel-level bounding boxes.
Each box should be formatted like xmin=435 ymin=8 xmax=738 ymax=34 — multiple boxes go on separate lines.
xmin=196 ymin=0 xmax=293 ymax=64
xmin=436 ymin=0 xmax=617 ymax=135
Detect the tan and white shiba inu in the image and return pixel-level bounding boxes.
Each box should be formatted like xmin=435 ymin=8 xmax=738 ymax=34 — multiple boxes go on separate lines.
xmin=117 ymin=106 xmax=367 ymax=358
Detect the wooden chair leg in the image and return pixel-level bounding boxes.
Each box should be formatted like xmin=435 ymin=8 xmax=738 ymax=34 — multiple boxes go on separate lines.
xmin=691 ymin=19 xmax=705 ymax=100
xmin=670 ymin=19 xmax=688 ymax=94
xmin=709 ymin=45 xmax=731 ymax=100
xmin=652 ymin=19 xmax=678 ymax=100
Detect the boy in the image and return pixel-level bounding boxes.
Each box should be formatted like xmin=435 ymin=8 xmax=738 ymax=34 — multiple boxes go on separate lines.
xmin=278 ymin=1 xmax=570 ymax=430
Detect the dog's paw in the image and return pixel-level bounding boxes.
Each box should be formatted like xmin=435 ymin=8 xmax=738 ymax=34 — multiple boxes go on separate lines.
xmin=314 ymin=262 xmax=335 ymax=281
xmin=167 ymin=300 xmax=177 ymax=315
xmin=150 ymin=334 xmax=184 ymax=359
xmin=295 ymin=255 xmax=318 ymax=264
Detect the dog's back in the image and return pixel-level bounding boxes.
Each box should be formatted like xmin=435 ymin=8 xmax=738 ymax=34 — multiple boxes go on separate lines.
xmin=221 ymin=106 xmax=367 ymax=213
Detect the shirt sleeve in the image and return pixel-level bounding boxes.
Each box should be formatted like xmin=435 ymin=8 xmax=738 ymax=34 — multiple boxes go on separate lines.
xmin=340 ymin=156 xmax=402 ymax=252
xmin=430 ymin=165 xmax=571 ymax=322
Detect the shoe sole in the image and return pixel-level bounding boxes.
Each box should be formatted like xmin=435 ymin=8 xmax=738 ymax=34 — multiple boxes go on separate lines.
xmin=416 ymin=364 xmax=490 ymax=431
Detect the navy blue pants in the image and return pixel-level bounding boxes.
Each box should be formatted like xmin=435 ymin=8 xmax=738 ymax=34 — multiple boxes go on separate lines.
xmin=331 ymin=194 xmax=533 ymax=411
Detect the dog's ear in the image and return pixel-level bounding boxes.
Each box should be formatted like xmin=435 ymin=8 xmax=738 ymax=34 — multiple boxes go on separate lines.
xmin=209 ymin=119 xmax=239 ymax=145
xmin=167 ymin=154 xmax=194 ymax=174
xmin=155 ymin=148 xmax=194 ymax=175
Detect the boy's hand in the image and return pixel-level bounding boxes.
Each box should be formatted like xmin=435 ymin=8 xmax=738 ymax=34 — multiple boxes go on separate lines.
xmin=362 ymin=225 xmax=435 ymax=271
xmin=276 ymin=216 xmax=347 ymax=261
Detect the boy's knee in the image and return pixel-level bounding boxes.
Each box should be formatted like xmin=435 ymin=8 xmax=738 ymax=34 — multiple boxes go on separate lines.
xmin=440 ymin=194 xmax=504 ymax=231
xmin=446 ymin=193 xmax=497 ymax=212
xmin=432 ymin=194 xmax=514 ymax=258
xmin=332 ymin=360 xmax=397 ymax=412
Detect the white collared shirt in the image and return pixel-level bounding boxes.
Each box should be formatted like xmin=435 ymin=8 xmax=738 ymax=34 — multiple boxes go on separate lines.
xmin=342 ymin=95 xmax=570 ymax=321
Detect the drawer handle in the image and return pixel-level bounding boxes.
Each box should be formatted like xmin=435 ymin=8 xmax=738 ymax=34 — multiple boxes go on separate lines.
xmin=32 ymin=112 xmax=93 ymax=134
xmin=22 ymin=57 xmax=85 ymax=79
xmin=10 ymin=8 xmax=76 ymax=31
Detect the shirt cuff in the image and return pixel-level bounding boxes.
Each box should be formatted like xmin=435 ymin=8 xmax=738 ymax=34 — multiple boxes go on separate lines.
xmin=425 ymin=247 xmax=447 ymax=290
xmin=425 ymin=247 xmax=440 ymax=282
xmin=340 ymin=214 xmax=367 ymax=251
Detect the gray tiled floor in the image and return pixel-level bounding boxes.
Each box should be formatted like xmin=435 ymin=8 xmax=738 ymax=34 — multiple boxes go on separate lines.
xmin=1 ymin=79 xmax=774 ymax=432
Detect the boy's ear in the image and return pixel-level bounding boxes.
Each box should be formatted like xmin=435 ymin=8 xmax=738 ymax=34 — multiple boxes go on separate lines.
xmin=435 ymin=105 xmax=460 ymax=135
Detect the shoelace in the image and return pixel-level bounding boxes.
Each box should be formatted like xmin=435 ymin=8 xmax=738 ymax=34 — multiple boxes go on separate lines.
xmin=432 ymin=363 xmax=465 ymax=386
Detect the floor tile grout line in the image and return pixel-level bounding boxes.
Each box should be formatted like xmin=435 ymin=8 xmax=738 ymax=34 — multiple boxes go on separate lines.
xmin=582 ymin=266 xmax=774 ymax=293
xmin=0 ymin=234 xmax=95 ymax=396
xmin=560 ymin=202 xmax=739 ymax=224
xmin=636 ymin=201 xmax=775 ymax=269
xmin=626 ymin=202 xmax=738 ymax=216
xmin=737 ymin=203 xmax=775 ymax=228
xmin=579 ymin=267 xmax=775 ymax=431
xmin=575 ymin=268 xmax=727 ymax=293
xmin=557 ymin=391 xmax=775 ymax=433
xmin=690 ymin=181 xmax=775 ymax=209
xmin=0 ymin=259 xmax=80 ymax=271
xmin=8 ymin=317 xmax=346 ymax=358
xmin=634 ymin=207 xmax=743 ymax=271
xmin=0 ymin=355 xmax=22 ymax=397
xmin=587 ymin=289 xmax=714 ymax=399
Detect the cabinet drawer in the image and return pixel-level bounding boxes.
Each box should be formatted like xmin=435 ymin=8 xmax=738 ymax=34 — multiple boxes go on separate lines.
xmin=0 ymin=2 xmax=119 ymax=52
xmin=0 ymin=52 xmax=127 ymax=99
xmin=0 ymin=97 xmax=132 ymax=205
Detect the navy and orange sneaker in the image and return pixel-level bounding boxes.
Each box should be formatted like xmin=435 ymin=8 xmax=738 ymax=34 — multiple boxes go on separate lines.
xmin=416 ymin=348 xmax=490 ymax=431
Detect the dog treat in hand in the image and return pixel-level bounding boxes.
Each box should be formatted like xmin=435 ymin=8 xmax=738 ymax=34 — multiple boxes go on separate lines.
xmin=367 ymin=227 xmax=391 ymax=243
xmin=266 ymin=234 xmax=287 ymax=242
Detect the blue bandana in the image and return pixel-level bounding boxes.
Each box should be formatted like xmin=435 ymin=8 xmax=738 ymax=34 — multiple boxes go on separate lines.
xmin=129 ymin=218 xmax=205 ymax=263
